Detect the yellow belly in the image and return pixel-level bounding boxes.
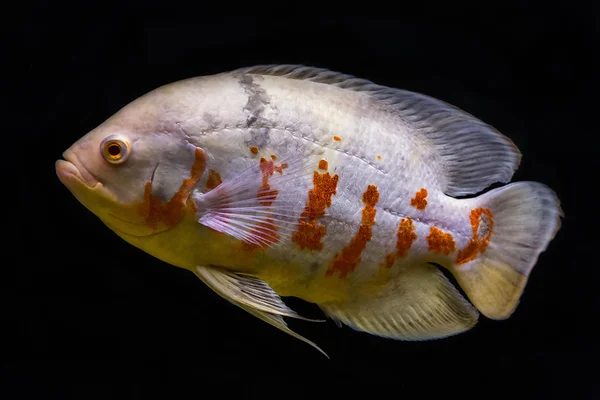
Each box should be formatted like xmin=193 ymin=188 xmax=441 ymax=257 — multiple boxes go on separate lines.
xmin=112 ymin=213 xmax=353 ymax=304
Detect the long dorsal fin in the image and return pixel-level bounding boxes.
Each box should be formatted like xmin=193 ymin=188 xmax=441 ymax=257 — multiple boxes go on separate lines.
xmin=229 ymin=64 xmax=522 ymax=197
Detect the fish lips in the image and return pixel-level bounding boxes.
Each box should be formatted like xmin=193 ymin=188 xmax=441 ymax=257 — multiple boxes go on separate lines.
xmin=56 ymin=151 xmax=155 ymax=237
xmin=55 ymin=149 xmax=117 ymax=208
xmin=55 ymin=149 xmax=99 ymax=188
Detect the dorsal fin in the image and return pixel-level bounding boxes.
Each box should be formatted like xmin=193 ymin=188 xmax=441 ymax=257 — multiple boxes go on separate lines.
xmin=229 ymin=64 xmax=522 ymax=197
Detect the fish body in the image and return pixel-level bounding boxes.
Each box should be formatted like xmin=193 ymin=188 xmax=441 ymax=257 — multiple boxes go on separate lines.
xmin=56 ymin=65 xmax=562 ymax=356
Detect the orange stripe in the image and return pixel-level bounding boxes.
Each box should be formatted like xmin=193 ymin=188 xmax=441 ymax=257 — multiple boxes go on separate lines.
xmin=138 ymin=148 xmax=206 ymax=230
xmin=292 ymin=160 xmax=338 ymax=251
xmin=382 ymin=217 xmax=418 ymax=269
xmin=242 ymin=158 xmax=289 ymax=250
xmin=326 ymin=185 xmax=379 ymax=279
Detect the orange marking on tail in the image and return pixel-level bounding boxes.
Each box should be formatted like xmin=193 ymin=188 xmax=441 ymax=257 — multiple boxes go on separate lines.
xmin=270 ymin=154 xmax=277 ymax=160
xmin=250 ymin=146 xmax=259 ymax=155
xmin=318 ymin=159 xmax=328 ymax=170
xmin=243 ymin=158 xmax=289 ymax=251
xmin=456 ymin=208 xmax=494 ymax=265
xmin=292 ymin=161 xmax=339 ymax=251
xmin=456 ymin=239 xmax=479 ymax=265
xmin=377 ymin=155 xmax=381 ymax=160
xmin=471 ymin=208 xmax=494 ymax=252
xmin=410 ymin=188 xmax=428 ymax=210
xmin=333 ymin=136 xmax=342 ymax=141
xmin=426 ymin=226 xmax=456 ymax=255
xmin=206 ymin=169 xmax=222 ymax=190
xmin=326 ymin=185 xmax=379 ymax=279
xmin=138 ymin=148 xmax=206 ymax=230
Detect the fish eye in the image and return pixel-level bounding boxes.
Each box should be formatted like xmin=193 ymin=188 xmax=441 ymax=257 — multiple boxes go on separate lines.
xmin=101 ymin=135 xmax=131 ymax=164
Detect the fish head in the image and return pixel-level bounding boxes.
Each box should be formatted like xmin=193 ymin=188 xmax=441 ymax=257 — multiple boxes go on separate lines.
xmin=55 ymin=88 xmax=205 ymax=239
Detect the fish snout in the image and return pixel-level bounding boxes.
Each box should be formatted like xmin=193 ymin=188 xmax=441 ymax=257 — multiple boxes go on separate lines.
xmin=56 ymin=148 xmax=99 ymax=188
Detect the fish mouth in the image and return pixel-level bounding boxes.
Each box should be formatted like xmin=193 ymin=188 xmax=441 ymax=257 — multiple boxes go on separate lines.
xmin=56 ymin=148 xmax=152 ymax=237
xmin=55 ymin=149 xmax=99 ymax=189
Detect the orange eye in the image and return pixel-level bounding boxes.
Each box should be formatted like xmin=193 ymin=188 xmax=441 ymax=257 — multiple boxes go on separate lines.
xmin=101 ymin=135 xmax=131 ymax=164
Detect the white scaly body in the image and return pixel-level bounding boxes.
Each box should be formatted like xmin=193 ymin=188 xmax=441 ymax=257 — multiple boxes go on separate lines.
xmin=175 ymin=70 xmax=481 ymax=280
xmin=57 ymin=65 xmax=562 ymax=356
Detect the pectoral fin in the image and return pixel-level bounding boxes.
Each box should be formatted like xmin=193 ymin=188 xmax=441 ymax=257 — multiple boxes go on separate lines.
xmin=193 ymin=265 xmax=328 ymax=357
xmin=319 ymin=263 xmax=479 ymax=340
xmin=192 ymin=155 xmax=316 ymax=249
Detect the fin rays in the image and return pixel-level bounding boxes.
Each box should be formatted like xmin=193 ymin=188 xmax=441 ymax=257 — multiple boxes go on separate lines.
xmin=193 ymin=154 xmax=317 ymax=248
xmin=320 ymin=265 xmax=479 ymax=341
xmin=230 ymin=64 xmax=521 ymax=196
xmin=194 ymin=265 xmax=328 ymax=357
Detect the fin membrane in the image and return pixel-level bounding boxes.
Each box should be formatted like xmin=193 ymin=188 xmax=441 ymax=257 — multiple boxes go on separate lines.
xmin=452 ymin=181 xmax=563 ymax=319
xmin=192 ymin=155 xmax=316 ymax=248
xmin=231 ymin=64 xmax=521 ymax=197
xmin=194 ymin=265 xmax=328 ymax=357
xmin=319 ymin=263 xmax=479 ymax=341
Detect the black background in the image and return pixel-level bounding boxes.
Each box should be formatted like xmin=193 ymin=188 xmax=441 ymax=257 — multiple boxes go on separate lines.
xmin=10 ymin=4 xmax=598 ymax=398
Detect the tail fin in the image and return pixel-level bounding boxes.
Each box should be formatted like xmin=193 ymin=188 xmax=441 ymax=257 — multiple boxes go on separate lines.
xmin=452 ymin=182 xmax=563 ymax=319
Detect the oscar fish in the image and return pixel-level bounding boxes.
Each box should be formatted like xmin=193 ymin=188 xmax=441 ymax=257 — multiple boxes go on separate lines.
xmin=55 ymin=65 xmax=562 ymax=357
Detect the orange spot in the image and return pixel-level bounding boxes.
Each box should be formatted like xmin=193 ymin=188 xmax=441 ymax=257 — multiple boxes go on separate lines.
xmin=456 ymin=208 xmax=494 ymax=265
xmin=270 ymin=154 xmax=277 ymax=160
xmin=318 ymin=159 xmax=328 ymax=170
xmin=426 ymin=226 xmax=456 ymax=255
xmin=410 ymin=188 xmax=428 ymax=210
xmin=326 ymin=185 xmax=379 ymax=279
xmin=243 ymin=158 xmax=289 ymax=251
xmin=138 ymin=148 xmax=206 ymax=230
xmin=206 ymin=169 xmax=222 ymax=190
xmin=250 ymin=146 xmax=259 ymax=155
xmin=395 ymin=217 xmax=418 ymax=258
xmin=333 ymin=136 xmax=342 ymax=142
xmin=377 ymin=155 xmax=381 ymax=160
xmin=292 ymin=163 xmax=339 ymax=251
xmin=259 ymin=157 xmax=287 ymax=185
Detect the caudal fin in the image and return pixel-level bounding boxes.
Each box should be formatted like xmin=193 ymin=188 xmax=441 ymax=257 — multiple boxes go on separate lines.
xmin=452 ymin=182 xmax=563 ymax=320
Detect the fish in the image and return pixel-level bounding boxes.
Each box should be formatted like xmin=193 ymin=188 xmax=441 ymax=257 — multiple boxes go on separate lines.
xmin=55 ymin=64 xmax=563 ymax=357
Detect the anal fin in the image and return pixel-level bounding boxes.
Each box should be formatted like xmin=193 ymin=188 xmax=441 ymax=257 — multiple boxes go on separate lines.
xmin=319 ymin=263 xmax=479 ymax=341
xmin=193 ymin=265 xmax=328 ymax=358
